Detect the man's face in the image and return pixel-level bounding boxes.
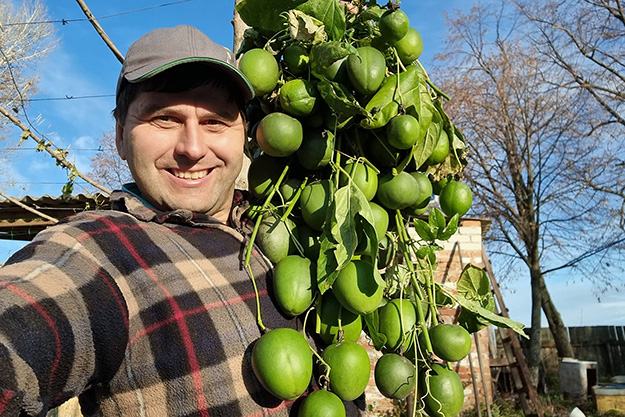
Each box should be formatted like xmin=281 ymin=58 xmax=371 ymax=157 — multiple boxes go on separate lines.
xmin=115 ymin=83 xmax=246 ymax=223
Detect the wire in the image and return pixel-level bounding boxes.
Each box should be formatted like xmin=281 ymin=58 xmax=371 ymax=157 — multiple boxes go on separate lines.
xmin=1 ymin=0 xmax=192 ymax=27
xmin=25 ymin=94 xmax=114 ymax=102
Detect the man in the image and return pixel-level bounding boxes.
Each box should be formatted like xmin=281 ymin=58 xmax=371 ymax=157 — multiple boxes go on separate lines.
xmin=0 ymin=25 xmax=363 ymax=416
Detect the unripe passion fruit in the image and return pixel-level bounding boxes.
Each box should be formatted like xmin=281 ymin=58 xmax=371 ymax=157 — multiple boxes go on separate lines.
xmin=378 ymin=9 xmax=410 ymax=43
xmin=339 ymin=160 xmax=378 ymax=201
xmin=429 ymin=323 xmax=472 ymax=362
xmin=322 ymin=341 xmax=371 ymax=401
xmin=239 ymin=48 xmax=279 ymax=97
xmin=255 ymin=216 xmax=295 ymax=264
xmin=296 ymin=129 xmax=334 ymax=171
xmin=421 ymin=363 xmax=465 ymax=417
xmin=332 ymin=260 xmax=384 ymax=315
xmin=375 ymin=171 xmax=420 ymax=210
xmin=394 ymin=27 xmax=424 ymax=65
xmin=374 ymin=353 xmax=416 ymax=400
xmin=256 ymin=112 xmax=303 ymax=157
xmin=279 ymin=79 xmax=319 ymax=117
xmin=300 ymin=179 xmax=333 ymax=231
xmin=247 ymin=154 xmax=286 ymax=199
xmin=273 ymin=255 xmax=316 ymax=317
xmin=425 ymin=129 xmax=450 ymax=166
xmin=347 ymin=46 xmax=387 ymax=96
xmin=251 ymin=328 xmax=313 ymax=400
xmin=386 ymin=114 xmax=421 ymax=150
xmin=378 ymin=298 xmax=417 ymax=352
xmin=282 ymin=43 xmax=309 ymax=76
xmin=318 ymin=291 xmax=363 ymax=345
xmin=438 ymin=181 xmax=473 ymax=218
xmin=298 ymin=389 xmax=345 ymax=417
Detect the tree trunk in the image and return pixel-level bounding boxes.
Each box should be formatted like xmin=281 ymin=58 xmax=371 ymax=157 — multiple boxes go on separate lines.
xmin=528 ymin=264 xmax=543 ymax=387
xmin=540 ymin=275 xmax=575 ymax=358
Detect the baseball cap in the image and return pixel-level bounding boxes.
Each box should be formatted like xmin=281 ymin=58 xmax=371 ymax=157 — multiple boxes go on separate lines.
xmin=116 ymin=25 xmax=254 ymax=101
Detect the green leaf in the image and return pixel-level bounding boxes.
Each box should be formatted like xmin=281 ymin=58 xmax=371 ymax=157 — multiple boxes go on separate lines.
xmin=438 ymin=213 xmax=459 ymax=241
xmin=455 ymin=265 xmax=527 ymax=337
xmin=413 ymin=218 xmax=436 ymax=242
xmin=361 ymin=65 xmax=421 ymax=129
xmin=429 ymin=208 xmax=446 ymax=231
xmin=317 ymin=181 xmax=377 ymax=291
xmin=317 ymin=80 xmax=364 ymax=117
xmin=296 ymin=0 xmax=346 ymax=41
xmin=363 ymin=309 xmax=387 ymax=350
xmin=286 ymin=10 xmax=328 ymax=44
xmin=310 ymin=41 xmax=356 ymax=80
xmin=235 ymin=0 xmax=307 ymax=34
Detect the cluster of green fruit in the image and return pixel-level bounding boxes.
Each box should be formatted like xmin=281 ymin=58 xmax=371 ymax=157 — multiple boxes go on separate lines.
xmin=235 ymin=0 xmax=475 ymax=416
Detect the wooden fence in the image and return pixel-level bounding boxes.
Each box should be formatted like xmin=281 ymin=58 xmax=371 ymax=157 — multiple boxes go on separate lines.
xmin=541 ymin=326 xmax=625 ymax=379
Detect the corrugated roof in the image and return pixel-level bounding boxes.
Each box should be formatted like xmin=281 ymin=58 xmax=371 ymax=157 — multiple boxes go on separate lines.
xmin=0 ymin=193 xmax=110 ymax=241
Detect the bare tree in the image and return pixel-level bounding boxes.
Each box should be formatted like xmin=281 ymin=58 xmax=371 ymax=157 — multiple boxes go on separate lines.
xmin=515 ymin=0 xmax=625 ymax=228
xmin=435 ymin=1 xmax=625 ymax=385
xmin=0 ymin=0 xmax=55 ymax=192
xmin=88 ymin=132 xmax=132 ymax=191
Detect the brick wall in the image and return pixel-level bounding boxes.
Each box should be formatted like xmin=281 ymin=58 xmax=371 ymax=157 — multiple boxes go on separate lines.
xmin=363 ymin=218 xmax=492 ymax=416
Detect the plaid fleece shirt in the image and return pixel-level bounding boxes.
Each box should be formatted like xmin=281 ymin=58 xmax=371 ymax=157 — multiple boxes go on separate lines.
xmin=0 ymin=189 xmax=364 ymax=417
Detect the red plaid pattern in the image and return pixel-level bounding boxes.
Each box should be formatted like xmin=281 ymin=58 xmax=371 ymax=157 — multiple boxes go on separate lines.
xmin=0 ymin=189 xmax=365 ymax=416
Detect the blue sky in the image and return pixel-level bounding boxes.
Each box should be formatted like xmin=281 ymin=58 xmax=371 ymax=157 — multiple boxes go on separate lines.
xmin=2 ymin=0 xmax=623 ymax=328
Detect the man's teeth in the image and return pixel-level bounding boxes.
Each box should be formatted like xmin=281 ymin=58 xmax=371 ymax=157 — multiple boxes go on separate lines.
xmin=172 ymin=170 xmax=208 ymax=179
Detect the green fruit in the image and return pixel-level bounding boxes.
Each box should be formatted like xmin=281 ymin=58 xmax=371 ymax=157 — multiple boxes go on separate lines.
xmin=421 ymin=363 xmax=465 ymax=417
xmin=369 ymin=201 xmax=389 ymax=242
xmin=255 ymin=216 xmax=295 ymax=264
xmin=332 ymin=260 xmax=384 ymax=315
xmin=256 ymin=112 xmax=303 ymax=157
xmin=387 ymin=114 xmax=421 ymax=150
xmin=439 ymin=181 xmax=473 ymax=218
xmin=379 ymin=9 xmax=410 ymax=43
xmin=296 ymin=129 xmax=335 ymax=170
xmin=248 ymin=154 xmax=286 ymax=199
xmin=429 ymin=324 xmax=472 ymax=362
xmin=279 ymin=178 xmax=302 ymax=203
xmin=300 ymin=180 xmax=332 ymax=231
xmin=403 ymin=172 xmax=432 ymax=216
xmin=347 ymin=46 xmax=387 ymax=96
xmin=239 ymin=48 xmax=279 ymax=97
xmin=375 ymin=171 xmax=420 ymax=210
xmin=322 ymin=57 xmax=349 ymax=84
xmin=365 ymin=133 xmax=404 ymax=168
xmin=394 ymin=27 xmax=424 ymax=65
xmin=251 ymin=328 xmax=313 ymax=400
xmin=339 ymin=160 xmax=378 ymax=201
xmin=279 ymin=79 xmax=319 ymax=117
xmin=322 ymin=341 xmax=371 ymax=401
xmin=318 ymin=291 xmax=363 ymax=345
xmin=283 ymin=44 xmax=309 ymax=76
xmin=425 ymin=129 xmax=450 ymax=166
xmin=298 ymin=390 xmax=345 ymax=417
xmin=374 ymin=353 xmax=416 ymax=400
xmin=273 ymin=255 xmax=316 ymax=316
xmin=378 ymin=298 xmax=417 ymax=352
xmin=293 ymin=224 xmax=321 ymax=260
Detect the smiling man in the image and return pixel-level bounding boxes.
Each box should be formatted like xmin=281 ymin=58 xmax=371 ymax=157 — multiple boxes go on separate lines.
xmin=0 ymin=25 xmax=365 ymax=417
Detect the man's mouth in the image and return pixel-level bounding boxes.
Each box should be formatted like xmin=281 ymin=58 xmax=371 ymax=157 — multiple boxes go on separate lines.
xmin=170 ymin=169 xmax=209 ymax=180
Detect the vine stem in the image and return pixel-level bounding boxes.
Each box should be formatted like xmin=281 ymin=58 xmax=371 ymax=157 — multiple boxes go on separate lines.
xmin=393 ymin=210 xmax=434 ymax=354
xmin=243 ymin=163 xmax=290 ymax=332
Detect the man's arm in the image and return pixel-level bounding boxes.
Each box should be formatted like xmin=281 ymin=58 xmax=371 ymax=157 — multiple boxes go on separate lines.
xmin=0 ymin=230 xmax=129 ymax=416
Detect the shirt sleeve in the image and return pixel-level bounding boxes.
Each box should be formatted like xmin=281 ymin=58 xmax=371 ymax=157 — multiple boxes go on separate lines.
xmin=0 ymin=228 xmax=129 ymax=416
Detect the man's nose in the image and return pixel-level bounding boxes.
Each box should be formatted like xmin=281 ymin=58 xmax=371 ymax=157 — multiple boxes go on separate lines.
xmin=175 ymin=123 xmax=208 ymax=160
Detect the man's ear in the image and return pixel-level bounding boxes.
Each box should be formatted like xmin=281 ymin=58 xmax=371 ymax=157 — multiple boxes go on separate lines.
xmin=115 ymin=120 xmax=127 ymax=160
